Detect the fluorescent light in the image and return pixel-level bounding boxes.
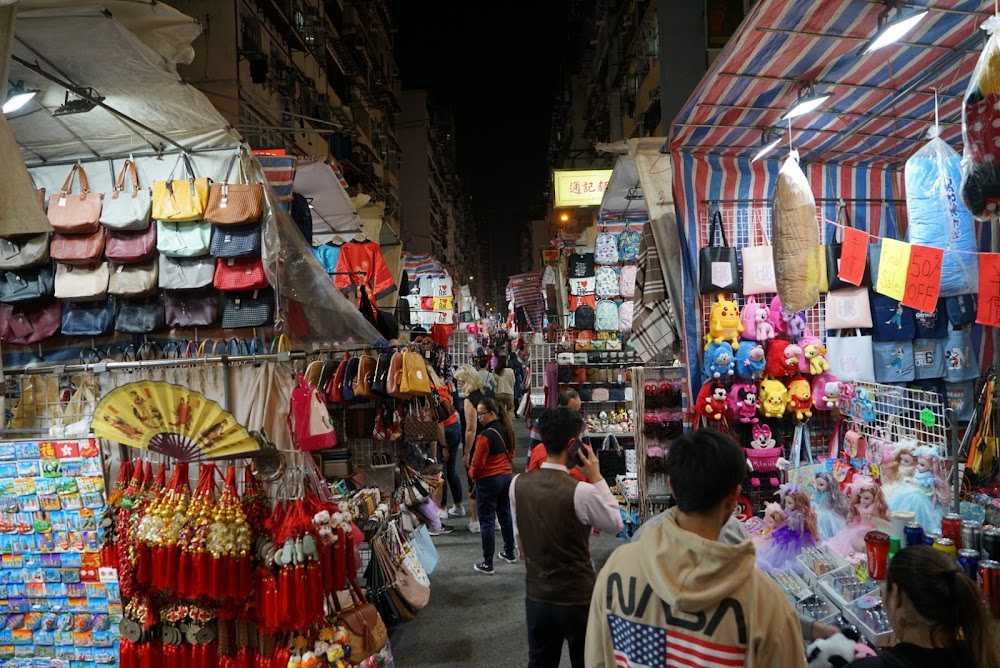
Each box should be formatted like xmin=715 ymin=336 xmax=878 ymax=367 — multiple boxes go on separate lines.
xmin=864 ymin=10 xmax=928 ymax=54
xmin=752 ymin=137 xmax=782 ymax=162
xmin=781 ymin=93 xmax=831 ymax=121
xmin=3 ymin=91 xmax=36 ymax=114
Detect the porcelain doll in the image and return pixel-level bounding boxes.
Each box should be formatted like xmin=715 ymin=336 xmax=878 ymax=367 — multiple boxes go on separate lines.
xmin=756 ymin=488 xmax=818 ymax=573
xmin=814 ymin=472 xmax=849 ymax=540
xmin=880 ymin=442 xmax=917 ymax=496
xmin=827 ymin=478 xmax=892 ymax=556
xmin=885 ymin=445 xmax=949 ymax=532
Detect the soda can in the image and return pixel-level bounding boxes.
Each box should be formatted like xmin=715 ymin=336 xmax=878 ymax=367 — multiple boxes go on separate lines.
xmin=959 ymin=549 xmax=980 ymax=581
xmin=984 ymin=528 xmax=1000 ymax=561
xmin=941 ymin=514 xmax=964 ymax=549
xmin=904 ymin=522 xmax=924 ymax=548
xmin=979 ymin=560 xmax=1000 ymax=618
xmin=962 ymin=522 xmax=984 ymax=556
xmin=924 ymin=531 xmax=941 ymax=547
xmin=933 ymin=537 xmax=957 ymax=557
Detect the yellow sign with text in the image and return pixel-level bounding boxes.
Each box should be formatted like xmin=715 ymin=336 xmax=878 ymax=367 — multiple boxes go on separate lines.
xmin=553 ymin=169 xmax=614 ymax=208
xmin=876 ymin=238 xmax=912 ymax=301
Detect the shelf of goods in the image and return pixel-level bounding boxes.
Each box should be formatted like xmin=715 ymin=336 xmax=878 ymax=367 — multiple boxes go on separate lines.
xmin=633 ymin=366 xmax=687 ymax=519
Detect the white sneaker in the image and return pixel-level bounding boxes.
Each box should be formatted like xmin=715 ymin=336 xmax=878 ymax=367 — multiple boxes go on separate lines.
xmin=468 ymin=521 xmax=481 ymax=533
xmin=448 ymin=506 xmax=467 ymax=518
xmin=438 ymin=508 xmax=449 ymax=520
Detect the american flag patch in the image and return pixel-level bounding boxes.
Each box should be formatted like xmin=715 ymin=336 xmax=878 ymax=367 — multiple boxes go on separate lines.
xmin=609 ymin=614 xmax=747 ymax=668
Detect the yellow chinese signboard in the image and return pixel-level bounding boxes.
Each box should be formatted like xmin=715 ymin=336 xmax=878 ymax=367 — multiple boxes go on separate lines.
xmin=553 ymin=169 xmax=613 ymax=208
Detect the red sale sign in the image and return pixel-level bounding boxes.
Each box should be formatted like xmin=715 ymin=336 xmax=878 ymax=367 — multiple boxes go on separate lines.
xmin=902 ymin=245 xmax=943 ymax=313
xmin=837 ymin=227 xmax=869 ymax=287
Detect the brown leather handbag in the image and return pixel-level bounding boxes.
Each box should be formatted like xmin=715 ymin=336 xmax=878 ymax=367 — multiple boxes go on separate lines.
xmin=47 ymin=164 xmax=103 ymax=234
xmin=204 ymin=153 xmax=264 ymax=226
xmin=333 ymin=578 xmax=389 ymax=662
xmin=50 ymin=227 xmax=106 ymax=265
xmin=353 ymin=354 xmax=377 ymax=399
xmin=0 ymin=299 xmax=61 ymax=345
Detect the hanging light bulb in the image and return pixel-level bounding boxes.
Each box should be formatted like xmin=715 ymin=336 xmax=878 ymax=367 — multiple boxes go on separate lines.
xmin=863 ymin=2 xmax=928 ymax=55
xmin=752 ymin=130 xmax=782 ymax=162
xmin=2 ymin=81 xmax=38 ymax=115
xmin=781 ymin=84 xmax=831 ymax=122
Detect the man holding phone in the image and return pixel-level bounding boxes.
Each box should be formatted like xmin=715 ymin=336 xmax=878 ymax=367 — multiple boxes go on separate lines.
xmin=509 ymin=407 xmax=623 ymax=668
xmin=526 ymin=390 xmax=588 ymax=481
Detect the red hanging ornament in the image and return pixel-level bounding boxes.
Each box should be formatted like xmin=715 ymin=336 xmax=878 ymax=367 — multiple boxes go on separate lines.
xmin=120 ymin=638 xmax=138 ymax=668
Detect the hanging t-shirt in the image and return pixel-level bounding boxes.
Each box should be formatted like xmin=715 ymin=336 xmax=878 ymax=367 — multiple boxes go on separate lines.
xmin=568 ymin=252 xmax=595 ymax=278
xmin=312 ymin=244 xmax=342 ymax=277
xmin=333 ymin=240 xmax=396 ymax=299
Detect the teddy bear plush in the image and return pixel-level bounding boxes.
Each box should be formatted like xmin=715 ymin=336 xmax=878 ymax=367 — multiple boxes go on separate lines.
xmin=785 ymin=376 xmax=814 ymax=421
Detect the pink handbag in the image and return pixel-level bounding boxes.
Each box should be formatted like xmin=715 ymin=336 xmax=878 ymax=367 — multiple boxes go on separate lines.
xmin=49 ymin=227 xmax=106 ymax=265
xmin=105 ymin=225 xmax=156 ymax=263
xmin=47 ymin=164 xmax=103 ymax=234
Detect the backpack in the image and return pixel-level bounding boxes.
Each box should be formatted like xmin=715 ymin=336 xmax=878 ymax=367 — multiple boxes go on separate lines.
xmin=400 ymin=350 xmax=432 ymax=396
xmin=594 ymin=231 xmax=619 ymax=265
xmin=595 ymin=266 xmax=618 ymax=298
xmin=618 ymin=225 xmax=641 ymax=263
xmin=618 ymin=300 xmax=634 ymax=334
xmin=574 ymin=304 xmax=595 ymax=330
xmin=289 ymin=373 xmax=337 ymax=451
xmin=595 ymin=300 xmax=619 ymax=332
xmin=619 ymin=265 xmax=637 ymax=298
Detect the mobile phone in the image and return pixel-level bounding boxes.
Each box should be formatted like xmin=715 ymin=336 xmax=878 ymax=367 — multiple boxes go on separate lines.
xmin=567 ymin=438 xmax=585 ymax=469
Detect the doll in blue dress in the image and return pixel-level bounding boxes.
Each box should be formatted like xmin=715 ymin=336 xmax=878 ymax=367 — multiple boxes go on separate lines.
xmin=885 ymin=445 xmax=949 ymax=533
xmin=828 ymin=477 xmax=893 ymax=557
xmin=814 ymin=472 xmax=849 ymax=540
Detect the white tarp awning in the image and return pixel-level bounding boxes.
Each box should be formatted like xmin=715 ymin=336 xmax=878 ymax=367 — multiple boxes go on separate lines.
xmin=293 ymin=159 xmax=364 ymax=240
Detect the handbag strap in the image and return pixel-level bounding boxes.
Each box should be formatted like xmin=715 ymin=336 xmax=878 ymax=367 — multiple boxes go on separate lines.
xmin=114 ymin=159 xmax=141 ymax=194
xmin=270 ymin=333 xmax=291 ymax=354
xmin=60 ymin=163 xmax=90 ymax=195
xmin=709 ymin=210 xmax=729 ymax=248
xmin=221 ymin=151 xmax=248 ymax=185
xmin=751 ymin=212 xmax=771 ymax=247
xmin=835 ymin=199 xmax=851 ymax=243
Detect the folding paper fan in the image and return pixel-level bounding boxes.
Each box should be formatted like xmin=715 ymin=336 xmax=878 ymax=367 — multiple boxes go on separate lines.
xmin=92 ymin=381 xmax=261 ymax=461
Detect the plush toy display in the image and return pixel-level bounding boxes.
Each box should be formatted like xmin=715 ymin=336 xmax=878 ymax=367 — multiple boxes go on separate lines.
xmin=758 ymin=379 xmax=788 ymax=418
xmin=766 ymin=295 xmax=787 ymax=335
xmin=785 ymin=376 xmax=813 ymax=421
xmin=783 ymin=309 xmax=807 ymax=340
xmin=810 ymin=371 xmax=841 ymax=411
xmin=694 ymin=381 xmax=729 ymax=422
xmin=705 ymin=294 xmax=743 ymax=347
xmin=735 ymin=340 xmax=766 ymax=380
xmin=805 ymin=629 xmax=876 ymax=668
xmin=703 ymin=340 xmax=736 ymax=379
xmin=727 ymin=382 xmax=759 ymax=424
xmin=740 ymin=296 xmax=774 ymax=342
xmin=766 ymin=339 xmax=801 ymax=378
xmin=798 ymin=330 xmax=830 ymax=376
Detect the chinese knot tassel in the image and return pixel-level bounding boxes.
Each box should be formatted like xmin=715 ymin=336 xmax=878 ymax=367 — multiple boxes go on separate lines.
xmin=235 ymin=646 xmax=254 ymax=668
xmin=161 ymin=643 xmax=179 ymax=667
xmin=164 ymin=544 xmax=180 ymax=593
xmin=120 ymin=639 xmax=137 ymax=668
xmin=176 ymin=549 xmax=192 ymax=598
xmin=137 ymin=640 xmax=155 ymax=668
xmin=179 ymin=641 xmax=192 ymax=668
xmin=136 ymin=542 xmax=152 ymax=587
xmin=210 ymin=555 xmax=224 ymax=600
xmin=271 ymin=647 xmax=290 ymax=668
xmin=194 ymin=551 xmax=210 ymax=599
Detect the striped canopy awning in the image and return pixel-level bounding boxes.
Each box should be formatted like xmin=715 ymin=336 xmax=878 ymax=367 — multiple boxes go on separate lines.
xmin=402 ymin=252 xmax=447 ymax=278
xmin=670 ymin=0 xmax=989 ymax=165
xmin=507 ymin=271 xmax=545 ymax=331
xmin=257 ymin=156 xmax=297 ymax=206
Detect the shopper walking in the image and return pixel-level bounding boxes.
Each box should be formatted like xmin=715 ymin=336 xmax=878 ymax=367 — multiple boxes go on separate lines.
xmin=585 ymin=429 xmax=806 ymax=668
xmin=468 ymin=397 xmax=516 ymax=575
xmin=847 ymin=545 xmax=1000 ymax=668
xmin=478 ymin=356 xmax=497 ymax=393
xmin=429 ymin=370 xmax=464 ymax=526
xmin=493 ymin=355 xmax=516 ymax=414
xmin=455 ymin=364 xmax=494 ymax=532
xmin=511 ymin=407 xmax=623 ymax=668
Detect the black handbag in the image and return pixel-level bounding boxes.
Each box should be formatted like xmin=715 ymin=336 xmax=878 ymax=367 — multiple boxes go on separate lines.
xmin=115 ymin=297 xmax=165 ymax=333
xmin=0 ymin=264 xmax=54 ymax=303
xmin=827 ymin=203 xmax=871 ymax=290
xmin=597 ymin=434 xmax=627 ymax=479
xmin=221 ymin=288 xmax=273 ymax=328
xmin=163 ymin=288 xmax=219 ymax=327
xmin=210 ymin=222 xmax=262 ymax=258
xmin=699 ymin=211 xmax=740 ymax=294
xmin=371 ymin=352 xmax=391 ymax=395
xmin=61 ymin=299 xmax=113 ymax=337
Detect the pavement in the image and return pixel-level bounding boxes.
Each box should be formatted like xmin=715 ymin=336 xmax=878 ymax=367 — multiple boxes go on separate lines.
xmin=387 ymin=418 xmax=623 ymax=667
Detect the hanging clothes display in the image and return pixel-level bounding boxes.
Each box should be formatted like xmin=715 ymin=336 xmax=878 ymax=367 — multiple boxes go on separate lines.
xmin=334 ymin=239 xmax=396 ymax=299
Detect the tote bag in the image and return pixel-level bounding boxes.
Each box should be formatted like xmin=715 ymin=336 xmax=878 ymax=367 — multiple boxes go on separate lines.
xmin=699 ymin=211 xmax=740 ymax=293
xmin=741 ymin=216 xmax=777 ymax=294
xmin=100 ymin=159 xmax=151 ymax=231
xmin=158 ymin=255 xmax=215 ymax=290
xmin=156 ymin=221 xmax=211 ymax=258
xmin=826 ymin=203 xmax=872 ymax=290
xmin=870 ymin=294 xmax=916 ymax=341
xmin=945 ymin=326 xmax=979 ymax=382
xmin=913 ymin=338 xmax=947 ymax=380
xmin=825 ymin=287 xmax=873 ymax=329
xmin=873 ymin=341 xmax=915 ymax=383
xmin=827 ymin=329 xmax=875 ymax=382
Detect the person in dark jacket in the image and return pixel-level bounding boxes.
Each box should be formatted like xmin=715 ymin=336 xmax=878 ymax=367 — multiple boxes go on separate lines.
xmin=468 ymin=397 xmax=516 ymax=575
xmin=848 ymin=545 xmax=1000 ymax=668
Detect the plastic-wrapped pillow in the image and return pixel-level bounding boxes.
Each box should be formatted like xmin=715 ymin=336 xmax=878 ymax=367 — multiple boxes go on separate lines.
xmin=772 ymin=152 xmax=820 ymax=313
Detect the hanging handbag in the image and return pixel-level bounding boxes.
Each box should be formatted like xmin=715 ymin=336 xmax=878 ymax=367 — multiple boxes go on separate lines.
xmin=913 ymin=338 xmax=947 ymax=380
xmin=870 ymin=294 xmax=916 ymax=341
xmin=156 ymin=221 xmax=212 ymax=257
xmin=946 ymin=294 xmax=977 ymax=326
xmin=331 ymin=577 xmax=389 ymax=660
xmin=100 ymin=159 xmax=151 ymax=230
xmin=594 ymin=227 xmax=619 ymax=265
xmin=946 ymin=325 xmax=979 ymax=382
xmin=597 ymin=434 xmax=626 ymax=480
xmin=0 ymin=264 xmax=54 ymax=304
xmin=220 ymin=288 xmax=273 ymax=328
xmin=60 ymin=299 xmax=113 ymax=337
xmin=49 ymin=227 xmax=106 ymax=265
xmin=826 ymin=328 xmax=876 ymax=382
xmin=0 ymin=299 xmax=60 ymax=345
xmin=47 ymin=164 xmax=103 ymax=234
xmin=108 ymin=260 xmax=158 ymax=298
xmin=213 ymin=256 xmax=268 ymax=291
xmin=204 ymin=153 xmax=265 ymax=226
xmin=163 ymin=288 xmax=218 ymax=327
xmin=151 ymin=154 xmax=210 ymax=222
xmin=741 ymin=216 xmax=777 ymax=294
xmin=158 ymin=254 xmax=215 ymax=290
xmin=115 ymin=297 xmax=164 ymax=333
xmin=353 ymin=354 xmax=377 ymax=400
xmin=699 ymin=210 xmax=740 ymax=293
xmin=399 ymin=350 xmax=432 ymax=397
xmin=873 ymin=340 xmax=916 ymax=382
xmin=825 ymin=287 xmax=873 ymax=329
xmin=209 ymin=222 xmax=262 ymax=258
xmin=373 ymin=399 xmax=403 ymax=441
xmin=54 ymin=263 xmax=109 ymax=301
xmin=371 ymin=352 xmax=392 ymax=396
xmin=402 ymin=399 xmax=438 ymax=442
xmin=914 ymin=301 xmax=948 ymax=338
xmin=327 ymin=353 xmax=351 ymax=404
xmin=0 ymin=234 xmax=49 ymax=270
xmin=104 ymin=225 xmax=156 ymax=264
xmin=826 ymin=202 xmax=871 ymax=289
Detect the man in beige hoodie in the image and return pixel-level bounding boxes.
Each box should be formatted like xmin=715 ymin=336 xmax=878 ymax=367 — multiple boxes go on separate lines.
xmin=585 ymin=430 xmax=807 ymax=668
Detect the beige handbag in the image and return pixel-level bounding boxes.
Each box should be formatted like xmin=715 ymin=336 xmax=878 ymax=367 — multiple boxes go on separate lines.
xmin=825 ymin=287 xmax=873 ymax=329
xmin=54 ymin=262 xmax=110 ymax=301
xmin=108 ymin=260 xmax=158 ymax=297
xmin=47 ymin=164 xmax=103 ymax=234
xmin=100 ymin=159 xmax=152 ymax=231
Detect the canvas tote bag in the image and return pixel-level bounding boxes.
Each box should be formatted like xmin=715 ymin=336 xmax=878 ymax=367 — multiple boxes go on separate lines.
xmin=825 ymin=287 xmax=873 ymax=329
xmin=741 ymin=215 xmax=777 ymax=294
xmin=827 ymin=328 xmax=875 ymax=382
xmin=699 ymin=210 xmax=740 ymax=293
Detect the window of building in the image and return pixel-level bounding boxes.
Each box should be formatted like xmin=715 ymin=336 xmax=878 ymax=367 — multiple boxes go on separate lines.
xmin=241 ymin=16 xmax=262 ymax=54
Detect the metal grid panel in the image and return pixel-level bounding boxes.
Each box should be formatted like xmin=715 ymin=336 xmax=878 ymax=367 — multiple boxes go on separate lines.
xmin=529 ymin=342 xmax=556 ymax=396
xmin=634 ymin=366 xmax=687 ymax=520
xmin=699 ymin=206 xmax=828 ymax=338
xmin=4 ymin=374 xmax=104 ymax=435
xmin=448 ymin=330 xmax=474 ymax=370
xmin=842 ymin=381 xmax=947 ymax=451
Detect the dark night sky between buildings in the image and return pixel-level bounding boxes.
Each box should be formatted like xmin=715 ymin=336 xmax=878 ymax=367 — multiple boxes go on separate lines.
xmin=393 ymin=1 xmax=574 ymax=297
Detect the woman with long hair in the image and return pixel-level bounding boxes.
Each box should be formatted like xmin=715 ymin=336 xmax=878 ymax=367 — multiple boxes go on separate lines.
xmin=455 ymin=364 xmax=494 ymax=533
xmin=493 ymin=355 xmax=516 ymax=414
xmin=848 ymin=545 xmax=1000 ymax=668
xmin=468 ymin=396 xmax=517 ymax=575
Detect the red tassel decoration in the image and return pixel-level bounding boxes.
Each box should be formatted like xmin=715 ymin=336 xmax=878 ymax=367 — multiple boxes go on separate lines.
xmin=137 ymin=641 xmax=154 ymax=668
xmin=136 ymin=541 xmax=152 ymax=587
xmin=120 ymin=639 xmax=137 ymax=668
xmin=255 ymin=655 xmax=270 ymax=668
xmin=271 ymin=647 xmax=290 ymax=668
xmin=179 ymin=642 xmax=192 ymax=668
xmin=195 ymin=550 xmax=210 ymax=599
xmin=177 ymin=549 xmax=192 ymax=598
xmin=236 ymin=554 xmax=251 ymax=601
xmin=149 ymin=640 xmax=164 ymax=668
xmin=278 ymin=567 xmax=293 ymax=631
xmin=164 ymin=543 xmax=180 ymax=593
xmin=210 ymin=555 xmax=224 ymax=600
xmin=333 ymin=528 xmax=346 ymax=591
xmin=161 ymin=643 xmax=179 ymax=667
xmin=236 ymin=647 xmax=254 ymax=668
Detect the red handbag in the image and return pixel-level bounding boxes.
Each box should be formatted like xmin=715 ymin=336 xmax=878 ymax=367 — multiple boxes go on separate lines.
xmin=326 ymin=353 xmax=350 ymax=404
xmin=105 ymin=225 xmax=156 ymax=263
xmin=0 ymin=299 xmax=61 ymax=345
xmin=212 ymin=257 xmax=268 ymax=291
xmin=50 ymin=227 xmax=106 ymax=265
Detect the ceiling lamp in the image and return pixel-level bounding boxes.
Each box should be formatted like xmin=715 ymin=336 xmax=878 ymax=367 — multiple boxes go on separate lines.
xmin=863 ymin=2 xmax=928 ymax=55
xmin=53 ymin=88 xmax=104 ymax=116
xmin=752 ymin=129 xmax=782 ymax=162
xmin=2 ymin=81 xmax=38 ymax=115
xmin=781 ymin=84 xmax=831 ymax=122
